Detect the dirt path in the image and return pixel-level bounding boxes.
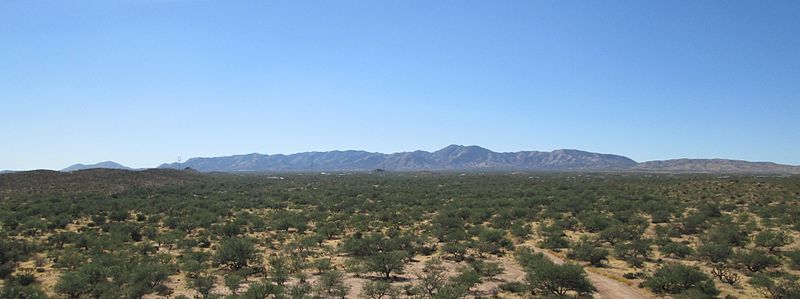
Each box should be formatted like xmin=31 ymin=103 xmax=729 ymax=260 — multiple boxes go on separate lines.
xmin=529 ymin=247 xmax=648 ymax=299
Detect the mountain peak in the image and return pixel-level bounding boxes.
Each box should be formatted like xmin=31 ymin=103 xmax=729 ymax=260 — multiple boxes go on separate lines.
xmin=434 ymin=144 xmax=490 ymax=154
xmin=62 ymin=161 xmax=132 ymax=172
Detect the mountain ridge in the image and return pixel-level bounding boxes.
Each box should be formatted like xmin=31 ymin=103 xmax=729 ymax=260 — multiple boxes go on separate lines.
xmin=154 ymin=145 xmax=800 ymax=174
xmin=630 ymin=158 xmax=800 ymax=174
xmin=62 ymin=161 xmax=133 ymax=172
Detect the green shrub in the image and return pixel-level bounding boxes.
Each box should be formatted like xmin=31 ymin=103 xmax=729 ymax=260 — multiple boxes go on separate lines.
xmin=224 ymin=273 xmax=244 ymax=295
xmin=750 ymin=274 xmax=800 ymax=299
xmin=705 ymin=224 xmax=749 ymax=247
xmin=365 ymin=250 xmax=408 ymax=279
xmin=641 ymin=263 xmax=718 ymax=297
xmin=614 ymin=238 xmax=652 ymax=268
xmin=498 ymin=281 xmax=527 ymax=294
xmin=190 ymin=275 xmax=215 ymax=299
xmin=660 ymin=242 xmax=694 ymax=258
xmin=539 ymin=234 xmax=569 ymax=250
xmin=361 ymin=280 xmax=399 ymax=299
xmin=786 ymin=250 xmax=800 ymax=270
xmin=581 ymin=214 xmax=611 ymax=232
xmin=754 ymin=231 xmax=793 ymax=252
xmin=697 ymin=242 xmax=733 ymax=263
xmin=733 ymin=249 xmax=780 ymax=273
xmin=55 ymin=271 xmax=88 ymax=299
xmin=469 ymin=259 xmax=504 ymax=279
xmin=315 ymin=270 xmax=349 ymax=298
xmin=214 ymin=237 xmax=258 ymax=270
xmin=516 ymin=248 xmax=595 ymax=297
xmin=598 ymin=224 xmax=640 ymax=246
xmin=568 ymin=239 xmax=609 ymax=266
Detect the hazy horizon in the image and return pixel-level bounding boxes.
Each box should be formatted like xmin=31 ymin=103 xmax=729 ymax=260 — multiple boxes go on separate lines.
xmin=2 ymin=1 xmax=799 ymax=170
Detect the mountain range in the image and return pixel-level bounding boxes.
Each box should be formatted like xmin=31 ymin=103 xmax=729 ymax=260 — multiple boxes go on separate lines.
xmin=31 ymin=145 xmax=797 ymax=174
xmin=141 ymin=145 xmax=798 ymax=174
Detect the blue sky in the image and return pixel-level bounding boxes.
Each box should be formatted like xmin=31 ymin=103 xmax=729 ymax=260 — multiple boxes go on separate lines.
xmin=1 ymin=1 xmax=799 ymax=170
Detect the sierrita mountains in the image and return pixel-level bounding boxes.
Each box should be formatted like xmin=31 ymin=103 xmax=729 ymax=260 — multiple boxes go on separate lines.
xmin=151 ymin=145 xmax=799 ymax=174
xmin=47 ymin=145 xmax=799 ymax=174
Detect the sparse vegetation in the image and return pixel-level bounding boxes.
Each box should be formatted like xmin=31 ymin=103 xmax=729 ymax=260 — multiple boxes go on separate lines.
xmin=2 ymin=170 xmax=800 ymax=298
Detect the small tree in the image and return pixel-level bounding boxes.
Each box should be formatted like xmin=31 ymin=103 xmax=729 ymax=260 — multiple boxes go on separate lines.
xmin=598 ymin=225 xmax=638 ymax=246
xmin=516 ymin=248 xmax=595 ymax=297
xmin=55 ymin=271 xmax=87 ymax=299
xmin=241 ymin=280 xmax=283 ymax=299
xmin=509 ymin=222 xmax=531 ymax=239
xmin=191 ymin=275 xmax=215 ymax=299
xmin=754 ymin=231 xmax=793 ymax=252
xmin=288 ymin=253 xmax=307 ymax=274
xmin=539 ymin=234 xmax=569 ymax=250
xmin=78 ymin=262 xmax=109 ymax=297
xmin=268 ymin=256 xmax=290 ymax=285
xmin=415 ymin=259 xmax=446 ymax=297
xmin=751 ymin=274 xmax=800 ymax=299
xmin=733 ymin=249 xmax=780 ymax=273
xmin=705 ymin=223 xmax=749 ymax=247
xmin=224 ymin=273 xmax=244 ymax=295
xmin=476 ymin=228 xmax=513 ymax=256
xmin=315 ymin=270 xmax=349 ymax=299
xmin=581 ymin=214 xmax=611 ymax=232
xmin=660 ymin=242 xmax=693 ymax=258
xmin=469 ymin=259 xmax=504 ymax=280
xmin=697 ymin=242 xmax=733 ymax=263
xmin=55 ymin=249 xmax=85 ymax=270
xmin=641 ymin=263 xmax=718 ymax=297
xmin=289 ymin=280 xmax=313 ymax=299
xmin=130 ymin=262 xmax=171 ymax=289
xmin=614 ymin=238 xmax=652 ymax=268
xmin=434 ymin=284 xmax=469 ymax=299
xmin=365 ymin=251 xmax=407 ymax=279
xmin=215 ymin=238 xmax=258 ymax=270
xmin=1 ymin=281 xmax=49 ymax=299
xmin=450 ymin=266 xmax=481 ymax=292
xmin=313 ymin=258 xmax=333 ymax=274
xmin=526 ymin=262 xmax=595 ymax=296
xmin=786 ymin=250 xmax=800 ymax=270
xmin=344 ymin=258 xmax=367 ymax=278
xmin=361 ymin=280 xmax=399 ymax=299
xmin=568 ymin=239 xmax=609 ymax=266
xmin=441 ymin=242 xmax=468 ymax=262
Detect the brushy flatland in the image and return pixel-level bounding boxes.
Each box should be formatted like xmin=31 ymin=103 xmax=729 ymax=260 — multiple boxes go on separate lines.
xmin=1 ymin=170 xmax=799 ymax=298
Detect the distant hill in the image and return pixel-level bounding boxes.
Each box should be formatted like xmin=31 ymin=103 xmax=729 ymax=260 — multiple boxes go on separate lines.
xmin=631 ymin=159 xmax=800 ymax=174
xmin=62 ymin=161 xmax=133 ymax=172
xmin=158 ymin=145 xmax=639 ymax=172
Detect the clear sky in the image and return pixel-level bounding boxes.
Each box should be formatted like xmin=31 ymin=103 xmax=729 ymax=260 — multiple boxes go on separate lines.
xmin=1 ymin=1 xmax=799 ymax=170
